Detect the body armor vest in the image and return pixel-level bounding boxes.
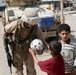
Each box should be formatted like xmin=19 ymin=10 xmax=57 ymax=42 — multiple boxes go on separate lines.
xmin=9 ymin=20 xmax=38 ymax=63
xmin=13 ymin=21 xmax=37 ymax=45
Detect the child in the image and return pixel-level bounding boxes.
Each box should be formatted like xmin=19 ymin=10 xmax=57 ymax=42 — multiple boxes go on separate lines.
xmin=29 ymin=41 xmax=65 ymax=75
xmin=58 ymin=24 xmax=76 ymax=75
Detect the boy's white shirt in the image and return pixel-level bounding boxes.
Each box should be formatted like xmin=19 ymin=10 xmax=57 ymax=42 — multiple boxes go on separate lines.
xmin=60 ymin=40 xmax=76 ymax=73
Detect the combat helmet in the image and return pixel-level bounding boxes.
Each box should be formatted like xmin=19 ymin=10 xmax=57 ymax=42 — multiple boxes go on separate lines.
xmin=21 ymin=8 xmax=41 ymax=25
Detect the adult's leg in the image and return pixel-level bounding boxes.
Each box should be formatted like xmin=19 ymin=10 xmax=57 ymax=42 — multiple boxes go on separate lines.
xmin=12 ymin=54 xmax=24 ymax=75
xmin=15 ymin=64 xmax=24 ymax=75
xmin=24 ymin=53 xmax=36 ymax=75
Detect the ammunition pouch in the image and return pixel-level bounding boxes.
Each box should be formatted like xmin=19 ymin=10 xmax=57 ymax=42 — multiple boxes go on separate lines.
xmin=14 ymin=38 xmax=30 ymax=44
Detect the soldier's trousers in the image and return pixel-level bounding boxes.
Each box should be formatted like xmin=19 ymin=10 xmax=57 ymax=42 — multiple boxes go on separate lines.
xmin=15 ymin=53 xmax=36 ymax=75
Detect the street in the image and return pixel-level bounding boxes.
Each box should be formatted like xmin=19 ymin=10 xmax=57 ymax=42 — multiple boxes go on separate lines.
xmin=0 ymin=13 xmax=76 ymax=75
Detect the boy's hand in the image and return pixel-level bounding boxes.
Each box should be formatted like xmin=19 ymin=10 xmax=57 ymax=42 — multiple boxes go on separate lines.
xmin=29 ymin=48 xmax=38 ymax=64
xmin=29 ymin=48 xmax=34 ymax=55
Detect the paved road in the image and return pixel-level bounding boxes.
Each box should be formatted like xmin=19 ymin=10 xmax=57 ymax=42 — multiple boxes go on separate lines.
xmin=0 ymin=14 xmax=76 ymax=75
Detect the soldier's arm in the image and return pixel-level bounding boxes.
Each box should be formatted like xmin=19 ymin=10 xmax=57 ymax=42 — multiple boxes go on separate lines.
xmin=1 ymin=21 xmax=15 ymax=73
xmin=36 ymin=26 xmax=49 ymax=49
xmin=36 ymin=26 xmax=44 ymax=39
xmin=2 ymin=20 xmax=17 ymax=37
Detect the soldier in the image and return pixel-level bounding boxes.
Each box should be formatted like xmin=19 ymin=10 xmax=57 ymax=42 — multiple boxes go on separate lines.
xmin=2 ymin=8 xmax=49 ymax=75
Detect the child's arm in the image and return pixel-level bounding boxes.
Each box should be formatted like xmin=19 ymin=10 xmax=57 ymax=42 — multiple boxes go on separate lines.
xmin=29 ymin=48 xmax=38 ymax=64
xmin=29 ymin=48 xmax=50 ymax=73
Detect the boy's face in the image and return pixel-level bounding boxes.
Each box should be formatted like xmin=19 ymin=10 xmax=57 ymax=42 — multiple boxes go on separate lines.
xmin=59 ymin=30 xmax=70 ymax=42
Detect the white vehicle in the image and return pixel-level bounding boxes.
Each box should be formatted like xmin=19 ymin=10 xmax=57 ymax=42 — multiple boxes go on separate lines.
xmin=64 ymin=7 xmax=73 ymax=11
xmin=2 ymin=0 xmax=36 ymax=25
xmin=2 ymin=6 xmax=23 ymax=24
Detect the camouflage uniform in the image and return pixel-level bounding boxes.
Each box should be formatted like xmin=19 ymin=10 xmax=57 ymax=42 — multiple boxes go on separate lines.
xmin=2 ymin=20 xmax=45 ymax=75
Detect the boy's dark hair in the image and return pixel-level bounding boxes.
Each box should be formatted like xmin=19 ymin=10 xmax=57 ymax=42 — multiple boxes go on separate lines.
xmin=49 ymin=41 xmax=62 ymax=56
xmin=58 ymin=24 xmax=70 ymax=33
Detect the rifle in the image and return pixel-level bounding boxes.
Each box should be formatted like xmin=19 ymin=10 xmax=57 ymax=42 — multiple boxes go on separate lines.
xmin=4 ymin=34 xmax=12 ymax=73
